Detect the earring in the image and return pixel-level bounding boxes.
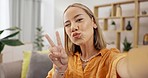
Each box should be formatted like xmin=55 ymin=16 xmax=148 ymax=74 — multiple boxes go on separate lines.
xmin=93 ymin=25 xmax=98 ymax=29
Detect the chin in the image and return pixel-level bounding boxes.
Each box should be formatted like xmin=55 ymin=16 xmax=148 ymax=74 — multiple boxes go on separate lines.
xmin=72 ymin=40 xmax=84 ymax=46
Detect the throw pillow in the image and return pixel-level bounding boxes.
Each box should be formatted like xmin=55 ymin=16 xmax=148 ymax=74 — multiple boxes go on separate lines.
xmin=26 ymin=52 xmax=53 ymax=78
xmin=21 ymin=51 xmax=31 ymax=78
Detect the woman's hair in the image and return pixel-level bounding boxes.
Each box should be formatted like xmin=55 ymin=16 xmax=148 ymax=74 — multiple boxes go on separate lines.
xmin=64 ymin=3 xmax=106 ymax=55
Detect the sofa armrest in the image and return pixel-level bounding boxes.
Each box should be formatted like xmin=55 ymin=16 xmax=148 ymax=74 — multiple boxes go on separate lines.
xmin=0 ymin=60 xmax=23 ymax=78
xmin=0 ymin=64 xmax=5 ymax=78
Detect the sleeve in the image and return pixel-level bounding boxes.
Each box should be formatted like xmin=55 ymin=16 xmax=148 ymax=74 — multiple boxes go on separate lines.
xmin=106 ymin=48 xmax=127 ymax=78
xmin=46 ymin=66 xmax=70 ymax=78
xmin=46 ymin=67 xmax=55 ymax=78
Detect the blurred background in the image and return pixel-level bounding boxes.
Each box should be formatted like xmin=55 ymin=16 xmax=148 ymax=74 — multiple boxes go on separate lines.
xmin=0 ymin=0 xmax=148 ymax=62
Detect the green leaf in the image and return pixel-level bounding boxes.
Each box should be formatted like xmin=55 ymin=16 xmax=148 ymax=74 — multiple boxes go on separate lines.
xmin=1 ymin=39 xmax=24 ymax=46
xmin=0 ymin=30 xmax=4 ymax=35
xmin=111 ymin=21 xmax=116 ymax=25
xmin=0 ymin=42 xmax=5 ymax=53
xmin=123 ymin=37 xmax=132 ymax=52
xmin=6 ymin=27 xmax=20 ymax=31
xmin=3 ymin=31 xmax=20 ymax=39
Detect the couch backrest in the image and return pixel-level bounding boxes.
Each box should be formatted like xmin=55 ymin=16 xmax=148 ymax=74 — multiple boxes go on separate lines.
xmin=0 ymin=60 xmax=23 ymax=78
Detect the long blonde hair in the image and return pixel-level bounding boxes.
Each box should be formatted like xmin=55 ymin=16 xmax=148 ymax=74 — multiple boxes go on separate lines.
xmin=64 ymin=3 xmax=106 ymax=55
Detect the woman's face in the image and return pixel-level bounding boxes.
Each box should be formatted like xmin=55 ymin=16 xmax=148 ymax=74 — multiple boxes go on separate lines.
xmin=64 ymin=7 xmax=96 ymax=45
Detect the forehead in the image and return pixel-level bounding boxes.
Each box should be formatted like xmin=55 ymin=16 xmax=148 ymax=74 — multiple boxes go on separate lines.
xmin=64 ymin=7 xmax=88 ymax=21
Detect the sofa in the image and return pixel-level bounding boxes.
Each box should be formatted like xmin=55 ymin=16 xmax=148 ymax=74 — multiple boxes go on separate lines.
xmin=0 ymin=60 xmax=23 ymax=78
xmin=0 ymin=51 xmax=53 ymax=78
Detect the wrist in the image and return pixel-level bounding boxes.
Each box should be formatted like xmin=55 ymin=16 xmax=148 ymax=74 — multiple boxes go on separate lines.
xmin=55 ymin=68 xmax=65 ymax=76
xmin=56 ymin=64 xmax=68 ymax=72
xmin=55 ymin=65 xmax=68 ymax=76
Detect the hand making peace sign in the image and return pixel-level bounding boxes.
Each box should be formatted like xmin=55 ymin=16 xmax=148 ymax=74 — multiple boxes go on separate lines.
xmin=45 ymin=31 xmax=68 ymax=71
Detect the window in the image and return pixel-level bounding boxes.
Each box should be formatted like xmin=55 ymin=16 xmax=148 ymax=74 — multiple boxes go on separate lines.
xmin=0 ymin=0 xmax=10 ymax=38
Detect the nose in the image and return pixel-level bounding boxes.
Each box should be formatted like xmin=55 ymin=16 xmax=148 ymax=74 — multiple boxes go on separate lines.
xmin=71 ymin=23 xmax=79 ymax=32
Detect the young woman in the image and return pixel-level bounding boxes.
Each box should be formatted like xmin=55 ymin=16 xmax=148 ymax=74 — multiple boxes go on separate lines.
xmin=45 ymin=3 xmax=148 ymax=78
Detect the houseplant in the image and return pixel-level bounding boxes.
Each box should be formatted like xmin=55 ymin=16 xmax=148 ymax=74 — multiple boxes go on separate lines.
xmin=109 ymin=20 xmax=116 ymax=30
xmin=34 ymin=26 xmax=44 ymax=51
xmin=0 ymin=27 xmax=24 ymax=62
xmin=123 ymin=37 xmax=132 ymax=52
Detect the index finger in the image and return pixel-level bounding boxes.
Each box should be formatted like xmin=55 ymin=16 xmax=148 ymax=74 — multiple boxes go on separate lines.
xmin=44 ymin=34 xmax=56 ymax=47
xmin=56 ymin=31 xmax=63 ymax=47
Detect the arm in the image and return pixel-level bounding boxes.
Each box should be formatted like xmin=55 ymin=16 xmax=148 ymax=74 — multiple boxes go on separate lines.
xmin=117 ymin=57 xmax=130 ymax=78
xmin=117 ymin=46 xmax=148 ymax=78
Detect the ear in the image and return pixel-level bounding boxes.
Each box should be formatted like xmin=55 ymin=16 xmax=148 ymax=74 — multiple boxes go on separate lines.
xmin=91 ymin=18 xmax=97 ymax=29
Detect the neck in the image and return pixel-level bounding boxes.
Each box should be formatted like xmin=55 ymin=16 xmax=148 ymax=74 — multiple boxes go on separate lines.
xmin=80 ymin=36 xmax=98 ymax=60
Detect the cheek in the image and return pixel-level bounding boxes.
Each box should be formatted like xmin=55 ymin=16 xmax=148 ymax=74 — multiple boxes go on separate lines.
xmin=80 ymin=21 xmax=93 ymax=30
xmin=82 ymin=24 xmax=94 ymax=37
xmin=81 ymin=23 xmax=94 ymax=33
xmin=65 ymin=27 xmax=71 ymax=36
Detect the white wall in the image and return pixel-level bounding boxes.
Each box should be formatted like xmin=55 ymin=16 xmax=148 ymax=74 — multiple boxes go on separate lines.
xmin=41 ymin=0 xmax=55 ymax=47
xmin=54 ymin=0 xmax=80 ymax=29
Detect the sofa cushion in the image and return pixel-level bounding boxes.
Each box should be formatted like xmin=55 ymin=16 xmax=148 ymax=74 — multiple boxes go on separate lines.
xmin=0 ymin=64 xmax=5 ymax=78
xmin=0 ymin=60 xmax=23 ymax=78
xmin=21 ymin=51 xmax=31 ymax=78
xmin=26 ymin=52 xmax=53 ymax=78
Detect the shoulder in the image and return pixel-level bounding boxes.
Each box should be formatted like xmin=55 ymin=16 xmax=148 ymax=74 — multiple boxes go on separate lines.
xmin=101 ymin=48 xmax=126 ymax=66
xmin=108 ymin=48 xmax=120 ymax=54
xmin=100 ymin=48 xmax=119 ymax=56
xmin=100 ymin=48 xmax=124 ymax=64
xmin=103 ymin=48 xmax=122 ymax=59
xmin=102 ymin=48 xmax=128 ymax=78
xmin=102 ymin=48 xmax=120 ymax=55
xmin=107 ymin=48 xmax=130 ymax=78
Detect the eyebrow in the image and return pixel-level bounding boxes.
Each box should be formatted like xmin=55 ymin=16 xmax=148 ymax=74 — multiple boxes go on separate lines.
xmin=64 ymin=14 xmax=83 ymax=24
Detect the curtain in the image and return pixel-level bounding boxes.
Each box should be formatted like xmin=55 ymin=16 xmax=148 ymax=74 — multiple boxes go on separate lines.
xmin=9 ymin=0 xmax=42 ymax=43
xmin=0 ymin=0 xmax=10 ymax=38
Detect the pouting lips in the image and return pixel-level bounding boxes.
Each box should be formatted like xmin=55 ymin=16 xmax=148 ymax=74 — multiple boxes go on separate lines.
xmin=72 ymin=32 xmax=81 ymax=38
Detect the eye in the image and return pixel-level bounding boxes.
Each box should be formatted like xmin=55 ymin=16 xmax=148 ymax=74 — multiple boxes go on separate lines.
xmin=76 ymin=18 xmax=83 ymax=22
xmin=65 ymin=24 xmax=71 ymax=27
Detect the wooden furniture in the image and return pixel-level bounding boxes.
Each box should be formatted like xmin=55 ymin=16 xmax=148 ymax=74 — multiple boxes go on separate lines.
xmin=94 ymin=0 xmax=148 ymax=50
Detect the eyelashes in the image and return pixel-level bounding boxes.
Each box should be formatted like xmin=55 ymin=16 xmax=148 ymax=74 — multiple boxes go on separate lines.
xmin=65 ymin=24 xmax=70 ymax=27
xmin=76 ymin=18 xmax=83 ymax=22
xmin=64 ymin=18 xmax=84 ymax=27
